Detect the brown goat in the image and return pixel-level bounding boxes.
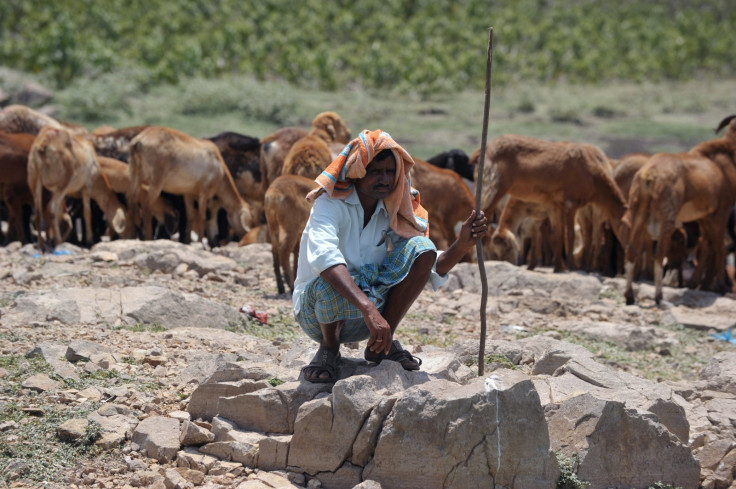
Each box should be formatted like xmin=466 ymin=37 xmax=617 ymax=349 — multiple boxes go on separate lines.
xmin=410 ymin=158 xmax=476 ymax=261
xmin=206 ymin=131 xmax=264 ymax=225
xmin=608 ymin=153 xmax=695 ymax=284
xmin=259 ymin=111 xmax=351 ymax=191
xmin=28 ymin=127 xmax=126 ymax=249
xmin=0 ymin=104 xmax=86 ymax=136
xmin=490 ymin=196 xmax=553 ymax=269
xmin=612 ymin=154 xmax=661 ymax=278
xmin=87 ymin=125 xmax=151 ymax=161
xmin=623 ymin=115 xmax=736 ymax=305
xmin=0 ymin=105 xmax=64 ymax=135
xmin=472 ymin=135 xmax=628 ymax=272
xmin=0 ymin=131 xmax=36 ymax=243
xmin=238 ymin=225 xmax=270 ymax=246
xmin=97 ymin=156 xmax=177 ymax=239
xmin=259 ymin=127 xmax=307 ymax=190
xmin=280 ymin=135 xmax=337 ymax=179
xmin=261 ymin=174 xmax=319 ymax=294
xmin=128 ymin=126 xmax=253 ymax=243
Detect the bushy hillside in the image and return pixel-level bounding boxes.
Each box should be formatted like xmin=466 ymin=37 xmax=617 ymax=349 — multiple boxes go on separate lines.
xmin=1 ymin=0 xmax=733 ymax=93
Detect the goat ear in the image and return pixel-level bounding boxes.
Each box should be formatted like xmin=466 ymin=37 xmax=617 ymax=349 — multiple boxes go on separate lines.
xmin=715 ymin=115 xmax=736 ymax=134
xmin=326 ymin=123 xmax=336 ymax=139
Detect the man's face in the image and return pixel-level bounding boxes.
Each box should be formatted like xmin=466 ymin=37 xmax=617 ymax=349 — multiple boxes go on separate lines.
xmin=355 ymin=153 xmax=397 ymax=203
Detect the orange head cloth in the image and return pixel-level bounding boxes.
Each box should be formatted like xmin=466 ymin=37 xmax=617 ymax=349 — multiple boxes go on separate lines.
xmin=306 ymin=129 xmax=429 ymax=239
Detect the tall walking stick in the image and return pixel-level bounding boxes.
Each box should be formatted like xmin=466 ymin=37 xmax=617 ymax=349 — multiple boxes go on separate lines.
xmin=476 ymin=28 xmax=494 ymax=376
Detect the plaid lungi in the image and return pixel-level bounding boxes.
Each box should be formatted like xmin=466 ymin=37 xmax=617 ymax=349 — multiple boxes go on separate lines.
xmin=296 ymin=236 xmax=436 ymax=343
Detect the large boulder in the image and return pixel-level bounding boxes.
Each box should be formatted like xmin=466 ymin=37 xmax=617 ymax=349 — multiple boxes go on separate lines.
xmin=547 ymin=393 xmax=700 ymax=489
xmin=700 ymin=352 xmax=736 ymax=395
xmin=362 ymin=370 xmax=559 ymax=489
xmin=286 ymin=364 xmax=559 ymax=489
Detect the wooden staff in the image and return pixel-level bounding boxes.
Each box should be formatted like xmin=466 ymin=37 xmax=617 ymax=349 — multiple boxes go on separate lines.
xmin=476 ymin=27 xmax=494 ymax=376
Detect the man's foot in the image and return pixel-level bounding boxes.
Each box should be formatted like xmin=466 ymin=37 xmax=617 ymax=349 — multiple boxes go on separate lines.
xmin=301 ymin=346 xmax=341 ymax=383
xmin=364 ymin=339 xmax=422 ymax=371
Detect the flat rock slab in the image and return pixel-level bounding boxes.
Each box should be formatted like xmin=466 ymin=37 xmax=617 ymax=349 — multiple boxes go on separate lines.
xmin=557 ymin=320 xmax=678 ymax=351
xmin=670 ymin=299 xmax=736 ymax=332
xmin=6 ymin=286 xmax=241 ymax=329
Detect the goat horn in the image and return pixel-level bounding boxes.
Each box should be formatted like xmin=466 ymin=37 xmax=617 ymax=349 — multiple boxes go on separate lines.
xmin=715 ymin=115 xmax=736 ymax=134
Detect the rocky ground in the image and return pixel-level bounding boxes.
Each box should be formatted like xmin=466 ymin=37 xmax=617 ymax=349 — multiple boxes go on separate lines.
xmin=1 ymin=238 xmax=736 ymax=488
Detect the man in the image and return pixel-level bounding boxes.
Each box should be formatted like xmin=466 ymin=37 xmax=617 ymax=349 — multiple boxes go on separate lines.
xmin=293 ymin=129 xmax=488 ymax=383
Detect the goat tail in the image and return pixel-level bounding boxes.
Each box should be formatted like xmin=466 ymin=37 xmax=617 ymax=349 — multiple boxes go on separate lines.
xmin=627 ymin=172 xmax=655 ymax=240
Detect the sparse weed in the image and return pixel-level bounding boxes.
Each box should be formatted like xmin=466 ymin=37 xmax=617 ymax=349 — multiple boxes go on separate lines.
xmin=598 ymin=286 xmax=624 ymax=303
xmin=226 ymin=308 xmax=300 ymax=342
xmin=465 ymin=352 xmax=519 ymax=370
xmin=0 ymin=402 xmax=103 ymax=484
xmin=484 ymin=353 xmax=518 ymax=369
xmin=0 ymin=294 xmax=16 ymax=308
xmin=117 ymin=321 xmax=167 ymax=333
xmin=555 ymin=452 xmax=589 ymax=489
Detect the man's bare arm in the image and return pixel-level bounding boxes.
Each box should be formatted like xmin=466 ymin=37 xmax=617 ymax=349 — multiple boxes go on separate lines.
xmin=436 ymin=210 xmax=489 ymax=276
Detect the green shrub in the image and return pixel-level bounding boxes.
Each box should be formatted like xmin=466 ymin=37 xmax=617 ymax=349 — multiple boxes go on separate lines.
xmin=556 ymin=452 xmax=589 ymax=489
xmin=1 ymin=1 xmax=733 ymax=92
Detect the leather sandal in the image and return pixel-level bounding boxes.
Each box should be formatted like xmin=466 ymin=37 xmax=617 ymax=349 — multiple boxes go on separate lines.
xmin=364 ymin=339 xmax=422 ymax=371
xmin=301 ymin=347 xmax=341 ymax=383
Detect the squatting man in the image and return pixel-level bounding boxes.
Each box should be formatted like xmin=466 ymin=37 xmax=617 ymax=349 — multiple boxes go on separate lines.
xmin=292 ymin=129 xmax=489 ymax=383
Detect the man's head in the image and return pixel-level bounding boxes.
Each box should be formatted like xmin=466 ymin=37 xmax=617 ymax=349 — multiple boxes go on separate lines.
xmin=355 ymin=149 xmax=397 ymax=204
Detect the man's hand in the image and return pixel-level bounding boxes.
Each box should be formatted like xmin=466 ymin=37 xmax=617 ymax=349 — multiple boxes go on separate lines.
xmin=436 ymin=210 xmax=489 ymax=276
xmin=320 ymin=263 xmax=393 ymax=354
xmin=364 ymin=305 xmax=393 ymax=354
xmin=457 ymin=209 xmax=489 ymax=248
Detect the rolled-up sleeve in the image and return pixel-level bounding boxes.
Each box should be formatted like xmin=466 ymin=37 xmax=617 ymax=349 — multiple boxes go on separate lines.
xmin=429 ymin=250 xmax=450 ymax=290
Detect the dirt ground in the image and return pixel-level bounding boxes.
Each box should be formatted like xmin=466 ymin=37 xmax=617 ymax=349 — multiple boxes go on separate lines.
xmin=1 ymin=239 xmax=735 ymax=487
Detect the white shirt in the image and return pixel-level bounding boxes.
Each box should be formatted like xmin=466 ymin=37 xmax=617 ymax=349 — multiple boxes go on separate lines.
xmin=292 ymin=191 xmax=448 ymax=315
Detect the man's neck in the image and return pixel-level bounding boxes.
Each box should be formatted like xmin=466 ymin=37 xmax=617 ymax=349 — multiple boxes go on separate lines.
xmin=358 ymin=194 xmax=378 ymax=227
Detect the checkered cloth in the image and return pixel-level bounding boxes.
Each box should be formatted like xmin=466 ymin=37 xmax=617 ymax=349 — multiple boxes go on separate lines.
xmin=296 ymin=236 xmax=436 ymax=343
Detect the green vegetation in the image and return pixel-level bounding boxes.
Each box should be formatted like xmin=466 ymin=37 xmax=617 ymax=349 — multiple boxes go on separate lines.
xmin=0 ymin=402 xmax=103 ymax=484
xmin=555 ymin=452 xmax=589 ymax=489
xmin=0 ymin=354 xmax=55 ymax=396
xmin=404 ymin=324 xmax=458 ymax=349
xmin=1 ymin=0 xmax=733 ymax=92
xmin=554 ymin=451 xmax=681 ymax=489
xmin=34 ymin=71 xmax=729 ymax=163
xmin=484 ymin=353 xmax=518 ymax=369
xmin=0 ymin=294 xmax=17 ymax=308
xmin=0 ymin=355 xmax=111 ymax=484
xmin=464 ymin=351 xmax=520 ymax=370
xmin=226 ymin=307 xmax=301 ymax=342
xmin=2 ymin=1 xmax=734 ymax=163
xmin=117 ymin=321 xmax=167 ymax=333
xmin=553 ymin=312 xmax=726 ymax=382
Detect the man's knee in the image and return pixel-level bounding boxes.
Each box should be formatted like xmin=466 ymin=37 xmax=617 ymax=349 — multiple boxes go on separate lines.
xmin=415 ymin=249 xmax=436 ymax=266
xmin=411 ymin=250 xmax=437 ymax=278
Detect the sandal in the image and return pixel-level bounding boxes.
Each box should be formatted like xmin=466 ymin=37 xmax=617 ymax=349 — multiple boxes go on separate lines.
xmin=364 ymin=340 xmax=422 ymax=371
xmin=301 ymin=347 xmax=341 ymax=383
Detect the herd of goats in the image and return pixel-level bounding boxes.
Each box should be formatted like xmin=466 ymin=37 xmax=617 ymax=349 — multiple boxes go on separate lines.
xmin=1 ymin=104 xmax=735 ymax=307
